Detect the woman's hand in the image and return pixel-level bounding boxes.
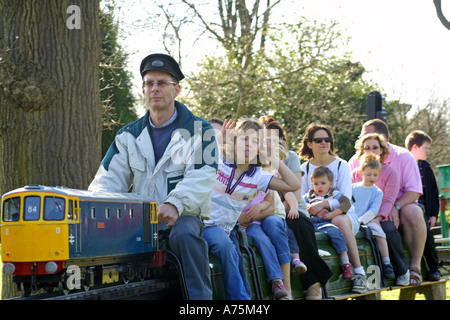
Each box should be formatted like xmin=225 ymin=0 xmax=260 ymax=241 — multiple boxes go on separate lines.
xmin=388 ymin=206 xmax=400 ymax=229
xmin=307 ymin=200 xmax=329 ymax=216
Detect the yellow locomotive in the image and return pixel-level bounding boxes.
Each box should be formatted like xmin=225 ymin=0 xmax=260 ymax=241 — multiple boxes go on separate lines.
xmin=1 ymin=185 xmax=158 ymax=296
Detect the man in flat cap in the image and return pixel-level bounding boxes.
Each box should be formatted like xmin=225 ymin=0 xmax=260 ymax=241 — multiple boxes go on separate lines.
xmin=89 ymin=53 xmax=218 ymax=299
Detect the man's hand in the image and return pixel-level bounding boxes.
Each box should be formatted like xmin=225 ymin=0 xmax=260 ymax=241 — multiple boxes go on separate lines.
xmin=158 ymin=202 xmax=179 ymax=227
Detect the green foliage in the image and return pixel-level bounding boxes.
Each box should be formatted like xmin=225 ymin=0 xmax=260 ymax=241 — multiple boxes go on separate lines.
xmin=186 ymin=18 xmax=376 ymax=160
xmin=385 ymin=98 xmax=450 ymax=170
xmin=100 ymin=6 xmax=138 ymax=157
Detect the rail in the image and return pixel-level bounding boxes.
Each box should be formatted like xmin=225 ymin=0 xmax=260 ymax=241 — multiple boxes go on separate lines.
xmin=9 ymin=277 xmax=178 ymax=301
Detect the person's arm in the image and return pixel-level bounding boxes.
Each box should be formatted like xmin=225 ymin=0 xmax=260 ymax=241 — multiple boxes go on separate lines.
xmin=424 ymin=164 xmax=440 ymax=219
xmin=163 ymin=121 xmax=218 ymax=226
xmin=268 ymin=161 xmax=302 ymax=192
xmin=239 ymin=192 xmax=274 ymax=225
xmin=395 ymin=191 xmax=420 ymax=208
xmin=322 ymin=193 xmax=350 ymax=220
xmin=244 ymin=192 xmax=273 ymax=221
xmin=284 ymin=192 xmax=300 ymax=219
xmin=377 ymin=166 xmax=400 ymax=221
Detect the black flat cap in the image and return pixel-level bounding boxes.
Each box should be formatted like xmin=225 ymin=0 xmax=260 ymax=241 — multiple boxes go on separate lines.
xmin=140 ymin=53 xmax=184 ymax=81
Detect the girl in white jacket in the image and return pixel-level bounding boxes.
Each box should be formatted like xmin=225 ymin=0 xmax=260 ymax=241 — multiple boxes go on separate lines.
xmin=203 ymin=118 xmax=301 ymax=300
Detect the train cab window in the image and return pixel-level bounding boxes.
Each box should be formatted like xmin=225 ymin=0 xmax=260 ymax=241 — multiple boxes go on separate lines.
xmin=2 ymin=197 xmax=21 ymax=222
xmin=68 ymin=200 xmax=74 ymax=220
xmin=68 ymin=200 xmax=78 ymax=221
xmin=24 ymin=196 xmax=41 ymax=221
xmin=44 ymin=197 xmax=65 ymax=221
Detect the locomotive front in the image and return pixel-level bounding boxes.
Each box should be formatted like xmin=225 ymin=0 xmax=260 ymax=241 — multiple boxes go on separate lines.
xmin=1 ymin=185 xmax=79 ymax=294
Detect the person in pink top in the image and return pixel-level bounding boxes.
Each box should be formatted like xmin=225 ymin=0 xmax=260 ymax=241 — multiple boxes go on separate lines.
xmin=349 ymin=119 xmax=426 ymax=287
xmin=351 ymin=133 xmax=409 ymax=285
xmin=351 ymin=134 xmax=399 ymax=223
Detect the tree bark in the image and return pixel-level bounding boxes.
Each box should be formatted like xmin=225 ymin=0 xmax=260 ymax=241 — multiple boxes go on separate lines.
xmin=0 ymin=0 xmax=102 ymax=198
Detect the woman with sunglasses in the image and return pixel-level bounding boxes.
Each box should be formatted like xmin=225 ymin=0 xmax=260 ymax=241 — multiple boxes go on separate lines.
xmin=298 ymin=123 xmax=367 ymax=294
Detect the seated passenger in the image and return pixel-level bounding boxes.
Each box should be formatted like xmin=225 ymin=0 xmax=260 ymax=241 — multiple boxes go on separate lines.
xmin=89 ymin=53 xmax=217 ymax=300
xmin=204 ymin=118 xmax=301 ymax=299
xmin=304 ymin=166 xmax=352 ymax=279
xmin=299 ymin=123 xmax=366 ymax=294
xmin=239 ymin=191 xmax=292 ymax=300
xmin=405 ymin=130 xmax=441 ymax=281
xmin=351 ymin=129 xmax=413 ymax=286
xmin=260 ymin=115 xmax=332 ymax=300
xmin=238 ymin=131 xmax=297 ymax=300
xmin=352 ymin=153 xmax=395 ymax=280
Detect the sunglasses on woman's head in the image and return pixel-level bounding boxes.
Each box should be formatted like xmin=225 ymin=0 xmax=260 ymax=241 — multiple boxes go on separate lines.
xmin=311 ymin=137 xmax=332 ymax=143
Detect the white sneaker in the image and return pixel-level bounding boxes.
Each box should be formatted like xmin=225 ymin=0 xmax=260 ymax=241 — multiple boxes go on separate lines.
xmin=396 ymin=270 xmax=410 ymax=286
xmin=351 ymin=274 xmax=367 ymax=293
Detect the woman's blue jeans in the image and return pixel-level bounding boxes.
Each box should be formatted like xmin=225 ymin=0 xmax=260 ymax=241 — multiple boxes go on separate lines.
xmin=203 ymin=226 xmax=250 ymax=300
xmin=246 ymin=215 xmax=291 ymax=281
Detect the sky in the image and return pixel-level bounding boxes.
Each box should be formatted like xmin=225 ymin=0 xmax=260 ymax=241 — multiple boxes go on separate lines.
xmin=116 ymin=0 xmax=450 ymax=115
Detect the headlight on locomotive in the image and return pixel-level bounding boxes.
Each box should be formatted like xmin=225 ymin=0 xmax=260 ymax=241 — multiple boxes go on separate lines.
xmin=45 ymin=261 xmax=59 ymax=274
xmin=3 ymin=262 xmax=16 ymax=275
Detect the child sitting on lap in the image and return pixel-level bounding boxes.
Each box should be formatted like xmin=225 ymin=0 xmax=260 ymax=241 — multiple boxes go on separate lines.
xmin=352 ymin=154 xmax=395 ymax=280
xmin=304 ymin=166 xmax=353 ymax=279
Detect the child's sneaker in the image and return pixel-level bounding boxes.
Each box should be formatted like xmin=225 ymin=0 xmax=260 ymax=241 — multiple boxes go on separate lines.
xmin=272 ymin=280 xmax=289 ymax=300
xmin=351 ymin=274 xmax=367 ymax=293
xmin=382 ymin=263 xmax=395 ymax=280
xmin=342 ymin=263 xmax=353 ymax=279
xmin=292 ymin=259 xmax=307 ymax=275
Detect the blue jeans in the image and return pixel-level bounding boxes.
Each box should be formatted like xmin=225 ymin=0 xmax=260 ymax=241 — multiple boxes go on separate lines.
xmin=310 ymin=216 xmax=347 ymax=254
xmin=203 ymin=226 xmax=250 ymax=300
xmin=287 ymin=226 xmax=299 ymax=255
xmin=169 ymin=215 xmax=212 ymax=300
xmin=246 ymin=215 xmax=291 ymax=281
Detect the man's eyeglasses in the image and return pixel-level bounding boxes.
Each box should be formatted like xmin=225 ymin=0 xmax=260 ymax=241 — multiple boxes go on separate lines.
xmin=311 ymin=137 xmax=332 ymax=144
xmin=143 ymin=80 xmax=178 ymax=88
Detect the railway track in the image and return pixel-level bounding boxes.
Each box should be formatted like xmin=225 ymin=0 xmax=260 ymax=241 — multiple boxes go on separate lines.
xmin=10 ymin=277 xmax=179 ymax=300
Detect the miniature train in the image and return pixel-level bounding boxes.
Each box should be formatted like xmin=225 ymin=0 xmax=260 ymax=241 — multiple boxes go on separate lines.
xmin=1 ymin=185 xmax=420 ymax=299
xmin=1 ymin=185 xmax=160 ymax=296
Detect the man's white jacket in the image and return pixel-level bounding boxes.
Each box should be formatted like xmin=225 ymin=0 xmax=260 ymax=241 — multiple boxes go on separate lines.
xmin=89 ymin=101 xmax=218 ymax=221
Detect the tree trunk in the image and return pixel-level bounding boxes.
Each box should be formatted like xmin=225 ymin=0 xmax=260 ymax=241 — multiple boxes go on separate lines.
xmin=0 ymin=0 xmax=102 ymax=194
xmin=0 ymin=0 xmax=101 ymax=298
